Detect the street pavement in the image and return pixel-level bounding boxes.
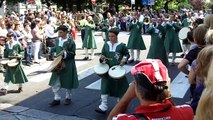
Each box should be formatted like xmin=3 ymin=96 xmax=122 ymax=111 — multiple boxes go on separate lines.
xmin=0 ymin=31 xmax=191 ymax=120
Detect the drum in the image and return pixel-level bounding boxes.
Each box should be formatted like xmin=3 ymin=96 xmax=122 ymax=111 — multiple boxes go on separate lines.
xmin=178 ymin=27 xmax=191 ymax=40
xmin=46 ymin=55 xmax=64 ymax=72
xmin=94 ymin=62 xmax=109 ymax=76
xmin=0 ymin=59 xmax=9 ymax=66
xmin=108 ymin=65 xmax=126 ymax=79
xmin=7 ymin=59 xmax=19 ymax=67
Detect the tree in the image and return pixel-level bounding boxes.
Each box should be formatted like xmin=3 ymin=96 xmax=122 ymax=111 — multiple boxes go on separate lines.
xmin=191 ymin=0 xmax=205 ymax=10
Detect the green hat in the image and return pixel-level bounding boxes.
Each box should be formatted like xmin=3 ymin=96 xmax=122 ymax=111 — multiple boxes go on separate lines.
xmin=109 ymin=27 xmax=120 ymax=35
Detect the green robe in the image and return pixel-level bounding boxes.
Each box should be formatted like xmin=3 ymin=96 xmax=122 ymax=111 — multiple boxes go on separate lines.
xmin=100 ymin=42 xmax=130 ymax=98
xmin=82 ymin=24 xmax=97 ymax=49
xmin=146 ymin=25 xmax=169 ymax=67
xmin=49 ymin=38 xmax=79 ymax=89
xmin=4 ymin=41 xmax=28 ymax=84
xmin=164 ymin=23 xmax=183 ymax=53
xmin=127 ymin=22 xmax=146 ymax=50
xmin=102 ymin=26 xmax=109 ymax=42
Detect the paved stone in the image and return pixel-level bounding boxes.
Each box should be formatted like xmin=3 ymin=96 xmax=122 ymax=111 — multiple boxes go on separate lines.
xmin=51 ymin=115 xmax=89 ymax=120
xmin=3 ymin=105 xmax=29 ymax=113
xmin=15 ymin=115 xmax=41 ymax=120
xmin=0 ymin=103 xmax=13 ymax=110
xmin=0 ymin=114 xmax=18 ymax=120
xmin=0 ymin=110 xmax=10 ymax=116
xmin=20 ymin=109 xmax=57 ymax=120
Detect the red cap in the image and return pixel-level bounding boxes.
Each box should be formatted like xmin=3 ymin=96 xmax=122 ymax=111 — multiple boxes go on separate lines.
xmin=131 ymin=59 xmax=168 ymax=92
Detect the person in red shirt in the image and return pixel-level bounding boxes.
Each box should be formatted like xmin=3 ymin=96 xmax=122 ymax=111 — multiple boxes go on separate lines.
xmin=107 ymin=59 xmax=194 ymax=120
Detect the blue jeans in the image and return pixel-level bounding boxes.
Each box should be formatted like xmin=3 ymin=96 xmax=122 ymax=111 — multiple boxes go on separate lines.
xmin=25 ymin=42 xmax=32 ymax=63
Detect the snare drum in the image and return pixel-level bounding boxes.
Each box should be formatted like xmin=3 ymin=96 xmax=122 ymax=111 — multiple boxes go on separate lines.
xmin=178 ymin=27 xmax=191 ymax=40
xmin=94 ymin=62 xmax=109 ymax=76
xmin=108 ymin=65 xmax=126 ymax=79
xmin=0 ymin=59 xmax=9 ymax=66
xmin=7 ymin=59 xmax=19 ymax=67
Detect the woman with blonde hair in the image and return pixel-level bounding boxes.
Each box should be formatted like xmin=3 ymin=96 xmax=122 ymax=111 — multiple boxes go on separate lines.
xmin=195 ymin=46 xmax=213 ymax=120
xmin=205 ymin=29 xmax=213 ymax=45
xmin=204 ymin=14 xmax=213 ymax=29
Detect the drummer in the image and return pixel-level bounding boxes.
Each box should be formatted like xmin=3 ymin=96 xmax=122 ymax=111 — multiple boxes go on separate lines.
xmin=48 ymin=25 xmax=79 ymax=107
xmin=95 ymin=27 xmax=130 ymax=114
xmin=0 ymin=32 xmax=28 ymax=95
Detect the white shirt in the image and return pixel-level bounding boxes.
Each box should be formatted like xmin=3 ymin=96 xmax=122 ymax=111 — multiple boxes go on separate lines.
xmin=44 ymin=24 xmax=58 ymax=38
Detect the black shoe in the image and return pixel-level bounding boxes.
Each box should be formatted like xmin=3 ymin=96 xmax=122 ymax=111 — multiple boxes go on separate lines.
xmin=128 ymin=59 xmax=134 ymax=63
xmin=49 ymin=100 xmax=60 ymax=107
xmin=83 ymin=57 xmax=89 ymax=60
xmin=64 ymin=99 xmax=71 ymax=105
xmin=95 ymin=108 xmax=106 ymax=114
xmin=17 ymin=87 xmax=23 ymax=93
xmin=0 ymin=88 xmax=8 ymax=95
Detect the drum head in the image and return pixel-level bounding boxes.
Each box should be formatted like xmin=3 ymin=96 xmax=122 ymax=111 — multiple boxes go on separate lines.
xmin=94 ymin=63 xmax=109 ymax=75
xmin=7 ymin=59 xmax=19 ymax=67
xmin=179 ymin=27 xmax=191 ymax=40
xmin=108 ymin=65 xmax=126 ymax=79
xmin=47 ymin=55 xmax=63 ymax=72
xmin=0 ymin=59 xmax=9 ymax=65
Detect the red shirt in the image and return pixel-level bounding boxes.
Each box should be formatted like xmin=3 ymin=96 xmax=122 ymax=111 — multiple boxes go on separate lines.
xmin=113 ymin=100 xmax=193 ymax=120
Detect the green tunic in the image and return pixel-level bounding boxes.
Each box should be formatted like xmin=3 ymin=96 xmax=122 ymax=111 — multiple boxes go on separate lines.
xmin=146 ymin=25 xmax=169 ymax=67
xmin=127 ymin=22 xmax=146 ymax=50
xmin=102 ymin=26 xmax=109 ymax=42
xmin=4 ymin=41 xmax=28 ymax=84
xmin=101 ymin=42 xmax=130 ymax=98
xmin=82 ymin=24 xmax=97 ymax=49
xmin=164 ymin=23 xmax=183 ymax=53
xmin=49 ymin=38 xmax=79 ymax=89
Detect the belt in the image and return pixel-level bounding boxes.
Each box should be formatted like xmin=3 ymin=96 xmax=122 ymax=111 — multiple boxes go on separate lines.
xmin=48 ymin=37 xmax=57 ymax=39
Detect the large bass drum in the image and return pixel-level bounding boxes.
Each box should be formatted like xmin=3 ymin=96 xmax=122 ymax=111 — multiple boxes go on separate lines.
xmin=178 ymin=27 xmax=191 ymax=40
xmin=108 ymin=65 xmax=126 ymax=79
xmin=94 ymin=62 xmax=109 ymax=76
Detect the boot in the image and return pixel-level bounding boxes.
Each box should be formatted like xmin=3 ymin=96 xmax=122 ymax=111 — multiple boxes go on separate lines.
xmin=136 ymin=50 xmax=141 ymax=62
xmin=0 ymin=88 xmax=8 ymax=95
xmin=128 ymin=49 xmax=134 ymax=63
xmin=95 ymin=95 xmax=108 ymax=114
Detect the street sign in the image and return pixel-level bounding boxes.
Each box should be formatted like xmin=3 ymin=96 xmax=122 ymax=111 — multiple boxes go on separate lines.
xmin=148 ymin=0 xmax=155 ymax=5
xmin=91 ymin=0 xmax=96 ymax=4
xmin=142 ymin=0 xmax=155 ymax=5
xmin=142 ymin=0 xmax=148 ymax=5
xmin=131 ymin=0 xmax=135 ymax=4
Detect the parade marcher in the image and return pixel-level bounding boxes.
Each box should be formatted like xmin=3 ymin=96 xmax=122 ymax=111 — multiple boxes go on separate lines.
xmin=95 ymin=27 xmax=130 ymax=114
xmin=48 ymin=25 xmax=79 ymax=106
xmin=127 ymin=13 xmax=146 ymax=62
xmin=181 ymin=12 xmax=192 ymax=57
xmin=147 ymin=18 xmax=169 ymax=67
xmin=108 ymin=59 xmax=194 ymax=120
xmin=164 ymin=15 xmax=183 ymax=65
xmin=101 ymin=19 xmax=110 ymax=42
xmin=0 ymin=32 xmax=28 ymax=95
xmin=79 ymin=15 xmax=88 ymax=43
xmin=82 ymin=16 xmax=97 ymax=60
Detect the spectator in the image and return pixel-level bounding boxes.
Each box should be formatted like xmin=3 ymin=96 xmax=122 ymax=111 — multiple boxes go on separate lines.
xmin=195 ymin=47 xmax=213 ymax=120
xmin=108 ymin=59 xmax=193 ymax=120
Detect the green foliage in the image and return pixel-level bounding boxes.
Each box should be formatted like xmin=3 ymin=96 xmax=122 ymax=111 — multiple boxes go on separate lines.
xmin=178 ymin=2 xmax=192 ymax=9
xmin=205 ymin=2 xmax=213 ymax=9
